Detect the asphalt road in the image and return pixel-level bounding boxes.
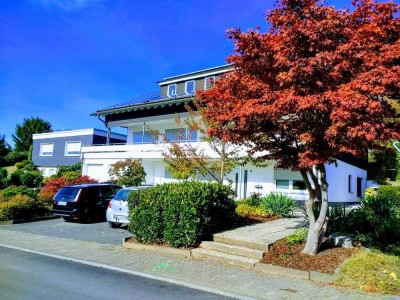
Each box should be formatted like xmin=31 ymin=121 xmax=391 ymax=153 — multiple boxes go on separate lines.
xmin=0 ymin=246 xmax=232 ymax=300
xmin=2 ymin=217 xmax=131 ymax=245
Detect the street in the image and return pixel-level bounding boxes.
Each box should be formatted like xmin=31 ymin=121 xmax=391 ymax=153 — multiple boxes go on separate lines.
xmin=0 ymin=246 xmax=232 ymax=300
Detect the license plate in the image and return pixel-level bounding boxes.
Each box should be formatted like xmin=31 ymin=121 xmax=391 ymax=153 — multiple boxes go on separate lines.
xmin=115 ymin=216 xmax=128 ymax=223
xmin=58 ymin=201 xmax=67 ymax=206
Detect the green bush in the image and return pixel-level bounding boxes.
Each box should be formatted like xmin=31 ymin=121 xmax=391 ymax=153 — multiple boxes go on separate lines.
xmin=237 ymin=193 xmax=263 ymax=207
xmin=261 ymin=193 xmax=296 ymax=217
xmin=56 ymin=162 xmax=82 ymax=178
xmin=286 ymin=227 xmax=308 ymax=245
xmin=10 ymin=169 xmax=23 ymax=186
xmin=5 ymin=151 xmax=28 ymax=165
xmin=235 ymin=204 xmax=268 ymax=217
xmin=20 ymin=170 xmax=43 ymax=188
xmin=345 ymin=195 xmax=400 ymax=250
xmin=1 ymin=186 xmax=38 ymax=200
xmin=128 ymin=186 xmax=165 ymax=244
xmin=128 ymin=181 xmax=236 ymax=247
xmin=0 ymin=194 xmax=51 ymax=221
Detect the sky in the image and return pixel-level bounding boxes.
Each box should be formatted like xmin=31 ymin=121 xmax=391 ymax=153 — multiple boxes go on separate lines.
xmin=0 ymin=0 xmax=362 ymax=147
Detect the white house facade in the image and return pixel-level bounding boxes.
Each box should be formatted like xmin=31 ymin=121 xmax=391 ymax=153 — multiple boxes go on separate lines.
xmin=81 ymin=65 xmax=367 ymax=203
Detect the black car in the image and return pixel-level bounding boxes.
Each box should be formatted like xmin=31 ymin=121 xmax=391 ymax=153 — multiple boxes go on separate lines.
xmin=52 ymin=184 xmax=121 ymax=222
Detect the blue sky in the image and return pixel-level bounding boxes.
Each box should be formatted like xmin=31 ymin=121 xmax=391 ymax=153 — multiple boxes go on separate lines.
xmin=0 ymin=0 xmax=358 ymax=147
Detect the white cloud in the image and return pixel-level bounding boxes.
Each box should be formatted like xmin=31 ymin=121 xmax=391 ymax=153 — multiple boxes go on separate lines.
xmin=36 ymin=0 xmax=101 ymax=11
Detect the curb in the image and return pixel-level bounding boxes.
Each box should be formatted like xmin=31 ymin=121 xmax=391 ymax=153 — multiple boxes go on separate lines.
xmin=122 ymin=238 xmax=339 ymax=283
xmin=254 ymin=262 xmax=338 ymax=283
xmin=0 ymin=215 xmax=60 ymax=225
xmin=123 ymin=237 xmax=192 ymax=257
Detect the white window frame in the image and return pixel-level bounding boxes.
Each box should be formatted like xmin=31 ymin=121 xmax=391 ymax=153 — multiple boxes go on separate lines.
xmin=185 ymin=80 xmax=195 ymax=94
xmin=167 ymin=84 xmax=177 ymax=97
xmin=39 ymin=143 xmax=54 ymax=157
xmin=204 ymin=76 xmax=215 ymax=90
xmin=64 ymin=141 xmax=82 ymax=156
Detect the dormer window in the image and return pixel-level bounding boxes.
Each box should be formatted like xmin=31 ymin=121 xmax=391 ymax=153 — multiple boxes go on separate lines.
xmin=204 ymin=76 xmax=215 ymax=90
xmin=168 ymin=84 xmax=177 ymax=97
xmin=185 ymin=80 xmax=195 ymax=94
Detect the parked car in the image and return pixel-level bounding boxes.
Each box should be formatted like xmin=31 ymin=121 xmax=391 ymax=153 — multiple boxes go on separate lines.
xmin=52 ymin=184 xmax=121 ymax=223
xmin=106 ymin=186 xmax=151 ymax=228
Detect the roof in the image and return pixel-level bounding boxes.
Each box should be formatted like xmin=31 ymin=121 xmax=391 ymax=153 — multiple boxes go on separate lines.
xmin=92 ymin=91 xmax=195 ymax=117
xmin=92 ymin=64 xmax=231 ymax=117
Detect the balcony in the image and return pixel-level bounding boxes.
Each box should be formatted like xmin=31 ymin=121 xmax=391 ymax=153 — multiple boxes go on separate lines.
xmin=81 ymin=142 xmax=228 ymax=160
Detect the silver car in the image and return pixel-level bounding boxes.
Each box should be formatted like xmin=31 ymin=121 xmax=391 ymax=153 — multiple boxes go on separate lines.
xmin=106 ymin=186 xmax=150 ymax=228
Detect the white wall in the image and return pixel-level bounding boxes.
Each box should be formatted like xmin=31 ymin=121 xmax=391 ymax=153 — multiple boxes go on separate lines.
xmin=326 ymin=160 xmax=367 ymax=203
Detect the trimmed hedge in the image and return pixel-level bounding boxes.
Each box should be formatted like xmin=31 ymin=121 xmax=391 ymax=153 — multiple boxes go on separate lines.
xmin=128 ymin=181 xmax=236 ymax=248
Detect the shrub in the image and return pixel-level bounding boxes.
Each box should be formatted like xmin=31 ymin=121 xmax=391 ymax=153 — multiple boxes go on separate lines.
xmin=20 ymin=170 xmax=43 ymax=188
xmin=62 ymin=171 xmax=80 ymax=181
xmin=0 ymin=194 xmax=51 ymax=221
xmin=261 ymin=193 xmax=296 ymax=217
xmin=5 ymin=151 xmax=28 ymax=165
xmin=109 ymin=158 xmax=146 ymax=187
xmin=236 ymin=193 xmax=263 ymax=207
xmin=376 ymin=186 xmax=400 ymax=207
xmin=1 ymin=185 xmax=38 ymax=200
xmin=128 ymin=186 xmax=165 ymax=244
xmin=55 ymin=162 xmax=82 ymax=177
xmin=38 ymin=175 xmax=98 ymax=203
xmin=235 ymin=204 xmax=268 ymax=217
xmin=10 ymin=169 xmax=23 ymax=186
xmin=286 ymin=227 xmax=308 ymax=245
xmin=128 ymin=181 xmax=236 ymax=247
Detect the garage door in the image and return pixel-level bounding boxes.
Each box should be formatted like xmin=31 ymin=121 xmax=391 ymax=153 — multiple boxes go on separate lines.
xmin=86 ymin=164 xmax=105 ymax=182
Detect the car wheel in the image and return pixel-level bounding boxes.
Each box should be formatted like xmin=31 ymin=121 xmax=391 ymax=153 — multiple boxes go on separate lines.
xmin=108 ymin=222 xmax=121 ymax=228
xmin=85 ymin=212 xmax=96 ymax=224
xmin=63 ymin=216 xmax=73 ymax=222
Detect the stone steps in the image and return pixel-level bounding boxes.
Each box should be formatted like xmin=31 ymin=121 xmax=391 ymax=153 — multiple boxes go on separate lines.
xmin=199 ymin=241 xmax=265 ymax=260
xmin=191 ymin=248 xmax=259 ymax=268
xmin=213 ymin=235 xmax=270 ymax=252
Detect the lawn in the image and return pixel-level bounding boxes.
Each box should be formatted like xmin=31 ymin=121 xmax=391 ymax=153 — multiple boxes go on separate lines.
xmin=4 ymin=165 xmax=17 ymax=176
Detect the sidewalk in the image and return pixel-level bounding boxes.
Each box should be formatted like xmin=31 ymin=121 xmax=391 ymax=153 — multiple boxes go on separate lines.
xmin=0 ymin=225 xmax=392 ymax=299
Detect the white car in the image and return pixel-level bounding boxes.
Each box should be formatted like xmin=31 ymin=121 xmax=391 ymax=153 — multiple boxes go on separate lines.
xmin=106 ymin=186 xmax=150 ymax=228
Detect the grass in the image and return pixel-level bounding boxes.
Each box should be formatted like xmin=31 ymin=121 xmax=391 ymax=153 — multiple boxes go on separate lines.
xmin=336 ymin=249 xmax=400 ymax=295
xmin=4 ymin=165 xmax=16 ymax=176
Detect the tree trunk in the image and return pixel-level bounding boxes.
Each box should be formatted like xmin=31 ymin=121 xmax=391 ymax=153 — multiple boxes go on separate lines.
xmin=301 ymin=165 xmax=329 ymax=256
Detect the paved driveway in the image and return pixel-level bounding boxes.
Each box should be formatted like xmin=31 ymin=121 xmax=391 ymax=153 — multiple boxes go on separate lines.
xmin=1 ymin=218 xmax=132 ymax=245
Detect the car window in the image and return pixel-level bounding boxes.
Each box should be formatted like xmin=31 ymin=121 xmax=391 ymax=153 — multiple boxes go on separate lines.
xmin=113 ymin=189 xmax=133 ymax=201
xmin=100 ymin=186 xmax=114 ymax=198
xmin=80 ymin=187 xmax=99 ymax=201
xmin=54 ymin=187 xmax=80 ymax=202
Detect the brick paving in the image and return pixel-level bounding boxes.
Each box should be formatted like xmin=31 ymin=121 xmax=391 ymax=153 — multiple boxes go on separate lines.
xmin=0 ymin=226 xmax=394 ymax=299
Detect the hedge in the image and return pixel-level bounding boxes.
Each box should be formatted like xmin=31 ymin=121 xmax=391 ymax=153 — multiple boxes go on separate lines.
xmin=128 ymin=181 xmax=236 ymax=248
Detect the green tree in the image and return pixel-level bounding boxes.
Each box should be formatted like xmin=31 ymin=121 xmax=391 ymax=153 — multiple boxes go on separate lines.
xmin=108 ymin=158 xmax=146 ymax=187
xmin=0 ymin=134 xmax=11 ymax=166
xmin=12 ymin=117 xmax=52 ymax=152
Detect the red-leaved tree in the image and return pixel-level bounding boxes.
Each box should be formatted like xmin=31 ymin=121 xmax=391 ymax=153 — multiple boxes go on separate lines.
xmin=39 ymin=176 xmax=98 ymax=203
xmin=197 ymin=0 xmax=400 ymax=255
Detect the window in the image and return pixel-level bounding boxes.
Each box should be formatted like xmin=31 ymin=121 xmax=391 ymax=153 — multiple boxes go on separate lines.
xmin=65 ymin=141 xmax=81 ymax=156
xmin=276 ymin=179 xmax=289 ymax=189
xmin=293 ymin=180 xmax=307 ymax=190
xmin=165 ymin=128 xmax=198 ymax=142
xmin=40 ymin=143 xmax=54 ymax=156
xmin=186 ymin=129 xmax=198 ymax=142
xmin=185 ymin=80 xmax=195 ymax=94
xmin=168 ymin=84 xmax=177 ymax=97
xmin=204 ymin=76 xmax=215 ymax=89
xmin=348 ymin=175 xmax=353 ymax=193
xmin=133 ymin=131 xmax=156 ymax=144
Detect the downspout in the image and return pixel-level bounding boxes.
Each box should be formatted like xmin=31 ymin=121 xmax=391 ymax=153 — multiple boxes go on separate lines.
xmin=98 ymin=116 xmax=111 ymax=145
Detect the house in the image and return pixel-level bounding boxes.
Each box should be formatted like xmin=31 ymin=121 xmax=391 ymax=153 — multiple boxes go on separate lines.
xmin=81 ymin=65 xmax=367 ymax=203
xmin=32 ymin=128 xmax=126 ymax=177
